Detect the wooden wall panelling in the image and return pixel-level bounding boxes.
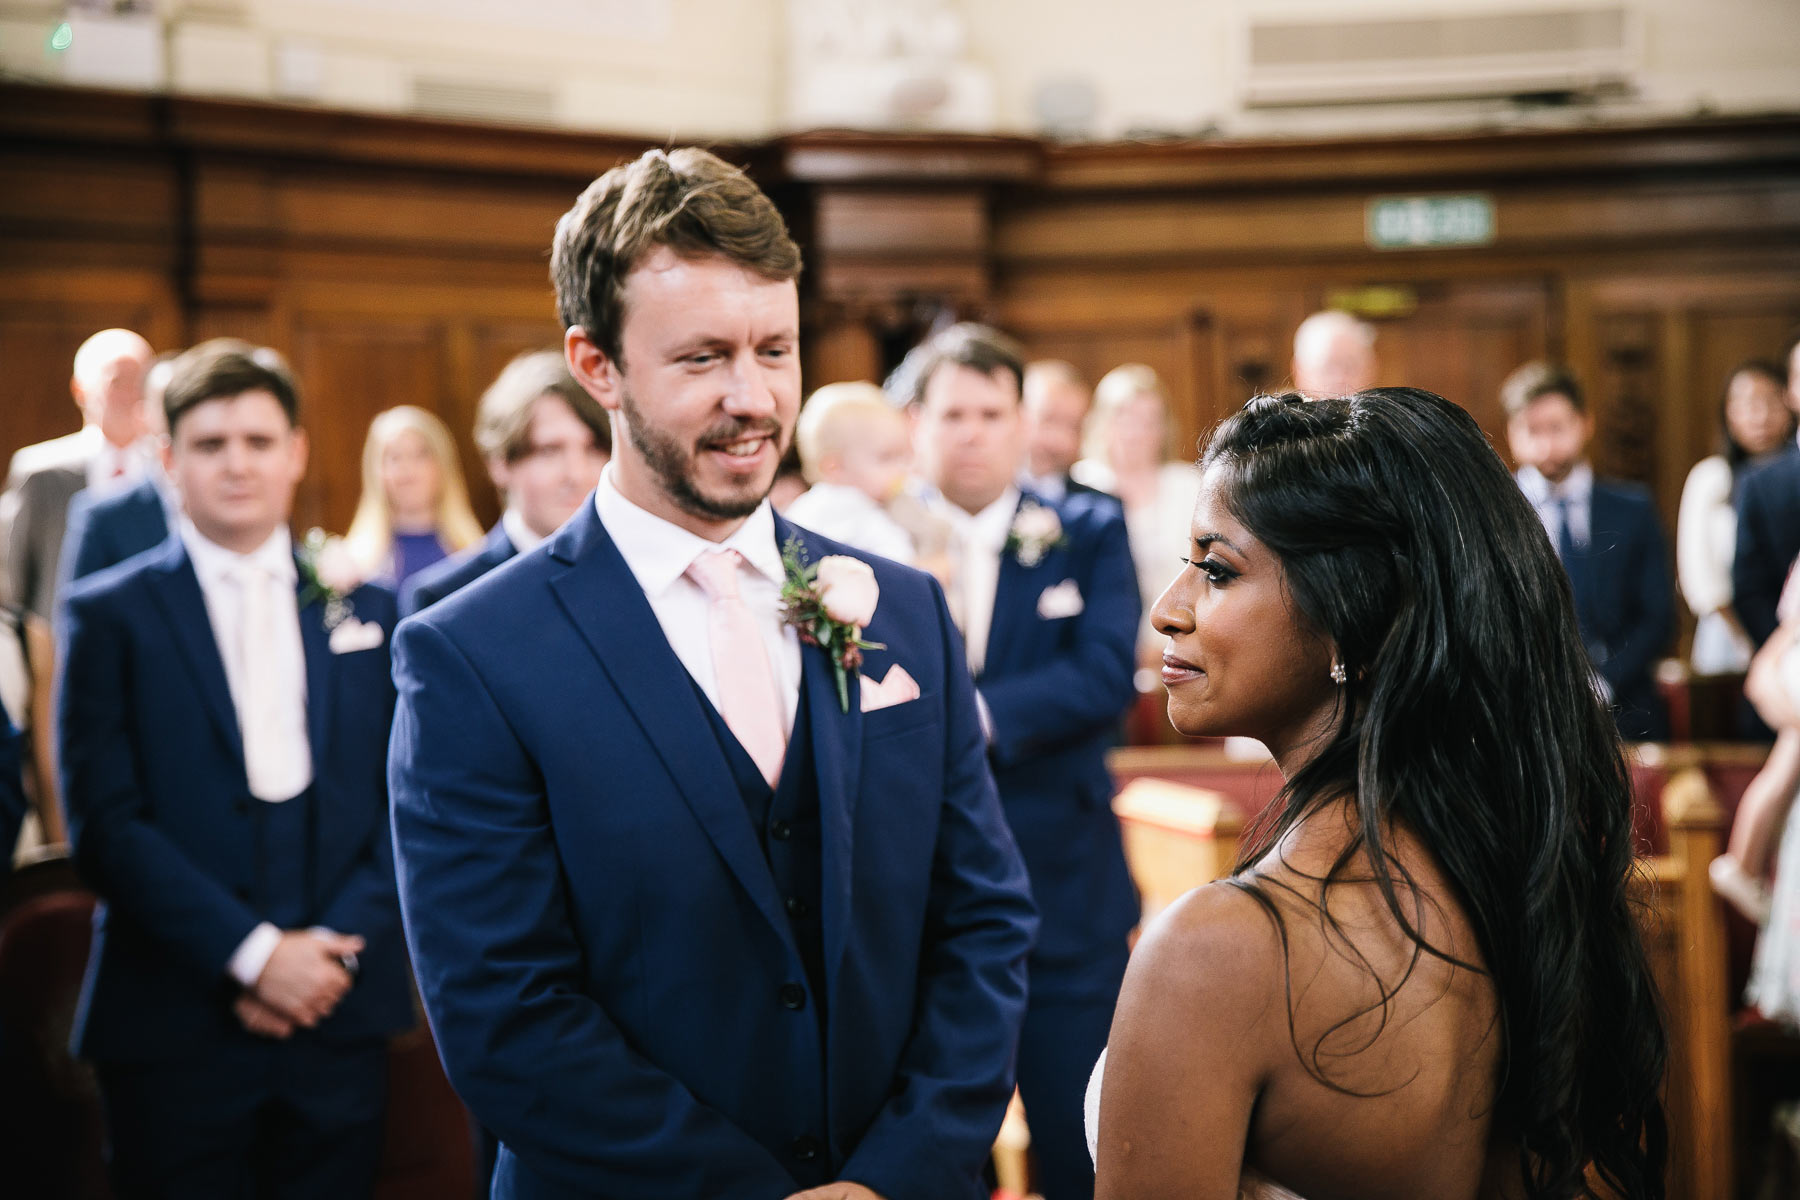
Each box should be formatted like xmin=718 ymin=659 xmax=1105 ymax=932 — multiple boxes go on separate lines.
xmin=457 ymin=318 xmax=569 ymax=522
xmin=0 ymin=133 xmax=183 ymax=465
xmin=1348 ymin=275 xmax=1555 ymax=457
xmin=1567 ymin=272 xmax=1800 ymax=533
xmin=0 ymin=276 xmax=184 ymax=466
xmin=287 ymin=316 xmax=448 ymax=535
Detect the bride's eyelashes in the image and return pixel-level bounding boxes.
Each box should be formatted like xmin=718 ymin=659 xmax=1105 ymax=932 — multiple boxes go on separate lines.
xmin=1179 ymin=555 xmax=1240 ymax=586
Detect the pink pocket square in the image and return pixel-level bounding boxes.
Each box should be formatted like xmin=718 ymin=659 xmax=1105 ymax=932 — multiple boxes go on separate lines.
xmin=860 ymin=664 xmax=921 ymax=713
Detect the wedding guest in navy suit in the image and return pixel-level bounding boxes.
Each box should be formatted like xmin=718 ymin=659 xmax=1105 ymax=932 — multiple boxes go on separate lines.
xmin=59 ymin=355 xmax=182 ymax=593
xmin=1505 ymin=361 xmax=1674 ymax=742
xmin=1734 ymin=332 xmax=1800 ymax=647
xmin=58 ymin=339 xmax=413 ymax=1199
xmin=401 ymin=350 xmax=610 ymax=618
xmin=388 ymin=148 xmax=1036 ymax=1200
xmin=907 ymin=324 xmax=1141 ymax=1200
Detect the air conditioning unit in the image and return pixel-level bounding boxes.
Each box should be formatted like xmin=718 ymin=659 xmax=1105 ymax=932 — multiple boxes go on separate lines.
xmin=1243 ymin=5 xmax=1640 ymax=108
xmin=409 ymin=76 xmax=558 ymax=127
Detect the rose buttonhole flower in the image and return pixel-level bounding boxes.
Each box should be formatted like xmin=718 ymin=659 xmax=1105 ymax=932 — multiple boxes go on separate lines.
xmin=815 ymin=556 xmax=879 ymax=628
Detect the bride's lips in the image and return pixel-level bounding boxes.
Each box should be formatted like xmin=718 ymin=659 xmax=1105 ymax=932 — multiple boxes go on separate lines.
xmin=1161 ymin=651 xmax=1204 ymax=687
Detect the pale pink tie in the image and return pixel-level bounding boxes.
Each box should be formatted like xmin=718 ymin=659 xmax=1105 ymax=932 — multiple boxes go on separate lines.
xmin=686 ymin=549 xmax=787 ymax=787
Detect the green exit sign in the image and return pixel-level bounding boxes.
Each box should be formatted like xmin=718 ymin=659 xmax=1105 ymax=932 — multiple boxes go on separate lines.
xmin=1366 ymin=194 xmax=1495 ymax=249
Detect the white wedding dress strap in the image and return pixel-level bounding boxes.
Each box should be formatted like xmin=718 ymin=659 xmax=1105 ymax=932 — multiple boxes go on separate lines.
xmin=1084 ymin=1047 xmax=1308 ymax=1200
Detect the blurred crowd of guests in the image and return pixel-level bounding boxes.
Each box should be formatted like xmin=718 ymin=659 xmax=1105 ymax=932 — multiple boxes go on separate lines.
xmin=2 ymin=306 xmax=1800 ymax=1197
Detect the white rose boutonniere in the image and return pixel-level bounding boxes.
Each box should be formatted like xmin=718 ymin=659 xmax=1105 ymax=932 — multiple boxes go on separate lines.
xmin=1005 ymin=501 xmax=1066 ymax=568
xmin=297 ymin=527 xmax=362 ymax=630
xmin=780 ymin=539 xmax=885 ymax=712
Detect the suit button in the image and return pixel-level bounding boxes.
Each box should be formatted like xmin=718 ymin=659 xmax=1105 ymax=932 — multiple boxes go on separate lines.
xmin=785 ymin=896 xmax=809 ymax=918
xmin=779 ymin=982 xmax=806 ymax=1010
xmin=769 ymin=820 xmax=791 ymax=842
xmin=789 ymin=1134 xmax=820 ymax=1162
xmin=234 ymin=798 xmax=250 ymax=816
xmin=234 ymin=885 xmax=250 ymax=901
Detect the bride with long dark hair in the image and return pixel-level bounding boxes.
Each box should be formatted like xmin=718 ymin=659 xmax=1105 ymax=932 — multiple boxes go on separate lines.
xmin=1088 ymin=389 xmax=1667 ymax=1199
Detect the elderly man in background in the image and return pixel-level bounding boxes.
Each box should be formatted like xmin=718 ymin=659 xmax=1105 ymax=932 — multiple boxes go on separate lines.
xmin=2 ymin=329 xmax=155 ymax=618
xmin=59 ymin=352 xmax=184 ymax=593
xmin=1291 ymin=309 xmax=1378 ymax=400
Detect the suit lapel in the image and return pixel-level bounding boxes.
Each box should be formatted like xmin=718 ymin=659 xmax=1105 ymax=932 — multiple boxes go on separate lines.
xmin=547 ymin=504 xmax=798 ymax=956
xmin=296 ymin=580 xmax=333 ymax=768
xmin=982 ymin=492 xmax=1046 ymax=677
xmin=777 ymin=518 xmax=863 ymax=999
xmin=144 ymin=543 xmax=243 ymax=768
xmin=482 ymin=522 xmax=516 ymax=569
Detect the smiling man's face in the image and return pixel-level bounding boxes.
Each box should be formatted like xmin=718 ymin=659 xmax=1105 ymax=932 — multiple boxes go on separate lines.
xmin=579 ymin=246 xmax=801 ymax=538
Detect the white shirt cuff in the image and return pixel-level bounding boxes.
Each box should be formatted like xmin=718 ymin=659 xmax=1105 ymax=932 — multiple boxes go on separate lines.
xmin=227 ymin=922 xmax=282 ymax=988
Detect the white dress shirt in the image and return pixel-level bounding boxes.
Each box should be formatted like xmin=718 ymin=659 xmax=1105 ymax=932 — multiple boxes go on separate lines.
xmin=594 ymin=467 xmax=802 ymax=736
xmin=1517 ymin=461 xmax=1594 ymax=551
xmin=1676 ymin=454 xmax=1754 ymax=673
xmin=1019 ymin=469 xmax=1068 ymax=504
xmin=501 ymin=506 xmax=547 ymax=555
xmin=181 ymin=519 xmax=315 ymax=988
xmin=86 ymin=430 xmax=152 ymax=498
xmin=939 ymin=486 xmax=1020 ymax=677
xmin=784 ymin=482 xmax=917 ymax=565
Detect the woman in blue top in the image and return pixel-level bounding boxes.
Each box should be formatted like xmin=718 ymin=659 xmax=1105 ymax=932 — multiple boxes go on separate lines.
xmin=345 ymin=406 xmax=484 ymax=589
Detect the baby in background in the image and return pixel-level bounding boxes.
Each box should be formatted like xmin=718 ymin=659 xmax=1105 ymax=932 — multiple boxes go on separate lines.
xmin=786 ymin=382 xmax=950 ymax=576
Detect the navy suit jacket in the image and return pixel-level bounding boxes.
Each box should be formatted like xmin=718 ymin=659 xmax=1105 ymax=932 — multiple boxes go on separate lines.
xmin=57 ymin=539 xmax=414 ymax=1062
xmin=58 ymin=477 xmax=172 ymax=598
xmin=0 ymin=704 xmax=23 ymax=878
xmin=388 ymin=499 xmax=1037 ymax=1200
xmin=1732 ymin=446 xmax=1800 ymax=646
xmin=398 ymin=522 xmax=515 ymax=617
xmin=1564 ymin=480 xmax=1675 ymax=741
xmin=977 ymin=490 xmax=1140 ymax=984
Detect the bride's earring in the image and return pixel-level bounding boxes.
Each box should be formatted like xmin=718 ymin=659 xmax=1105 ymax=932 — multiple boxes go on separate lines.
xmin=1329 ymin=658 xmax=1348 ymax=685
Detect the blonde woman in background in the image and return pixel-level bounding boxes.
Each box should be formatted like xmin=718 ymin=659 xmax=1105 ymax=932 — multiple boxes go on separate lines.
xmin=1072 ymin=364 xmax=1201 ymax=664
xmin=344 ymin=406 xmax=484 ymax=589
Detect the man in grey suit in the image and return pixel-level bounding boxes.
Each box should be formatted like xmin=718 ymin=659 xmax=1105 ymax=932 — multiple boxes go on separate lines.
xmin=1 ymin=329 xmax=154 ymax=618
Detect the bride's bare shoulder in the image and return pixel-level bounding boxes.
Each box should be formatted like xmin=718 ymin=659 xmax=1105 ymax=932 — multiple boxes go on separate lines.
xmin=1116 ymin=880 xmax=1289 ymax=1050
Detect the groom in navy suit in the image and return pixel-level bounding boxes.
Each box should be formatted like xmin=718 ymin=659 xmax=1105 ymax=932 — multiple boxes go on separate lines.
xmin=58 ymin=339 xmax=413 ymax=1198
xmin=388 ymin=147 xmax=1036 ymax=1200
xmin=908 ymin=324 xmax=1141 ymax=1200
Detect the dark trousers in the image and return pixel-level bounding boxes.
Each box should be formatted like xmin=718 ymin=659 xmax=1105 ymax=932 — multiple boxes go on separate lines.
xmin=98 ymin=1037 xmax=386 ymax=1200
xmin=1016 ymin=950 xmax=1129 ymax=1200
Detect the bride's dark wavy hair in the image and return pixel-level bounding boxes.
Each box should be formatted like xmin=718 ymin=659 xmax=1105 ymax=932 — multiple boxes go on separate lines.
xmin=1206 ymin=388 xmax=1667 ymax=1198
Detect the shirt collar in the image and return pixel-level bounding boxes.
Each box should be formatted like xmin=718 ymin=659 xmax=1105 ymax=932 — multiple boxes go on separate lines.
xmin=179 ymin=518 xmax=296 ymax=588
xmin=1019 ymin=469 xmax=1067 ymax=503
xmin=1517 ymin=461 xmax=1593 ymax=506
xmin=594 ymin=464 xmax=783 ymax=597
xmin=942 ymin=485 xmax=1021 ymax=552
xmin=500 ymin=507 xmax=545 ymax=555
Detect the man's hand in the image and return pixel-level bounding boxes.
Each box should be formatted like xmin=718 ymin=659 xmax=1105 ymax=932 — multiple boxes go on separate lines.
xmin=252 ymin=930 xmax=364 ymax=1027
xmin=1747 ymin=620 xmax=1800 ymax=730
xmin=233 ymin=992 xmax=296 ymax=1039
xmin=783 ymin=1185 xmax=886 ymax=1200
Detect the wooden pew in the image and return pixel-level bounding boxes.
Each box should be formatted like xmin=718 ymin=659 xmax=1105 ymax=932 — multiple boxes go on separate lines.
xmin=1105 ymin=747 xmax=1736 ymax=1200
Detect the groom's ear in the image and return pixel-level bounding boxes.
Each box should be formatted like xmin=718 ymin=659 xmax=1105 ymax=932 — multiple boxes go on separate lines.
xmin=565 ymin=327 xmax=621 ymax=413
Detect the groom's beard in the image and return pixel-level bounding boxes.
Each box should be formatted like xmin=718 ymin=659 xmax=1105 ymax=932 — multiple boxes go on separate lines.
xmin=618 ymin=382 xmax=786 ymax=523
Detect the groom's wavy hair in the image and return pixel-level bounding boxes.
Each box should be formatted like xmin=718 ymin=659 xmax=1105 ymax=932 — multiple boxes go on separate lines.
xmin=1207 ymin=389 xmax=1667 ymax=1199
xmin=551 ymin=147 xmax=802 ymax=369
